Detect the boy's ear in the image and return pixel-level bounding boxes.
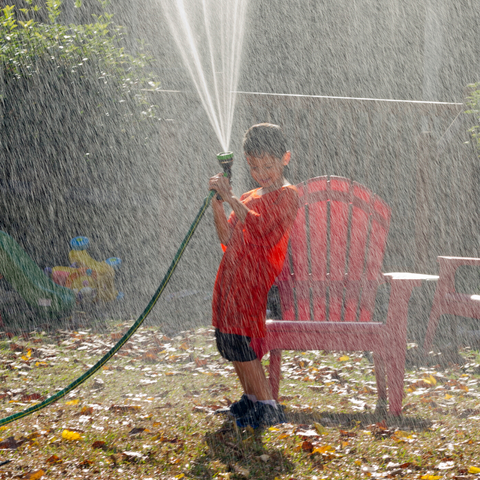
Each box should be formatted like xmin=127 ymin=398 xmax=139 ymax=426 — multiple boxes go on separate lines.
xmin=282 ymin=151 xmax=291 ymax=166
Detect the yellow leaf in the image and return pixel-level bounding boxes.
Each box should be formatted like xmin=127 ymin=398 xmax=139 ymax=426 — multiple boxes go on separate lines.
xmin=24 ymin=469 xmax=45 ymax=480
xmin=355 ymin=459 xmax=362 ymax=466
xmin=469 ymin=466 xmax=480 ymax=474
xmin=175 ymin=475 xmax=185 ymax=479
xmin=61 ymin=430 xmax=81 ymax=441
xmin=65 ymin=399 xmax=79 ymax=406
xmin=420 ymin=476 xmax=441 ymax=480
xmin=314 ymin=422 xmax=328 ymax=435
xmin=445 ymin=394 xmax=453 ymax=399
xmin=338 ymin=355 xmax=350 ymax=362
xmin=268 ymin=427 xmax=280 ymax=431
xmin=423 ymin=375 xmax=437 ymax=386
xmin=312 ymin=445 xmax=335 ymax=454
xmin=394 ymin=430 xmax=412 ymax=438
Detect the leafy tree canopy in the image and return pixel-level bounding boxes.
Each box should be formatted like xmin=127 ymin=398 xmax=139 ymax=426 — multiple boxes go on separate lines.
xmin=0 ymin=0 xmax=160 ymax=119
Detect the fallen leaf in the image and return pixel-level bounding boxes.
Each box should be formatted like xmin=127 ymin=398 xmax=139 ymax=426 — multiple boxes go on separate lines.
xmin=469 ymin=466 xmax=480 ymax=474
xmin=142 ymin=351 xmax=159 ymax=363
xmin=128 ymin=427 xmax=147 ymax=436
xmin=232 ymin=464 xmax=250 ymax=477
xmin=46 ymin=455 xmax=62 ymax=465
xmin=338 ymin=355 xmax=350 ymax=361
xmin=22 ymin=470 xmax=45 ymax=480
xmin=9 ymin=343 xmax=25 ymax=352
xmin=92 ymin=440 xmax=107 ymax=450
xmin=62 ymin=430 xmax=81 ymax=441
xmin=312 ymin=445 xmax=336 ymax=454
xmin=78 ymin=459 xmax=94 ymax=468
xmin=21 ymin=393 xmax=44 ymax=402
xmin=0 ymin=436 xmax=24 ymax=450
xmin=65 ymin=399 xmax=80 ymax=406
xmin=314 ymin=422 xmax=328 ymax=435
xmin=109 ymin=404 xmax=141 ymax=412
xmin=301 ymin=441 xmax=314 ymax=452
xmin=437 ymin=461 xmax=455 ymax=470
xmin=122 ymin=451 xmax=147 ymax=462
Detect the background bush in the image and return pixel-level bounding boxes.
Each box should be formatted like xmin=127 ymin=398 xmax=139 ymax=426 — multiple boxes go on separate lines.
xmin=0 ymin=1 xmax=163 ymax=314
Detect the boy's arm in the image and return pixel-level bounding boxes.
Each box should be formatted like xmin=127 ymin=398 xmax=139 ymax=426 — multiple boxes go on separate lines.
xmin=209 ymin=173 xmax=249 ymax=224
xmin=209 ymin=173 xmax=235 ymax=245
xmin=211 ymin=198 xmax=234 ymax=245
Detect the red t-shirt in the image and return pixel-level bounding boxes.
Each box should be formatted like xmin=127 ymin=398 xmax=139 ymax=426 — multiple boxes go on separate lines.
xmin=212 ymin=185 xmax=299 ymax=339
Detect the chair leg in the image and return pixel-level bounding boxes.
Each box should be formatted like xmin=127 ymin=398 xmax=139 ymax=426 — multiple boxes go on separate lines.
xmin=373 ymin=352 xmax=387 ymax=402
xmin=423 ymin=308 xmax=442 ymax=354
xmin=268 ymin=350 xmax=282 ymax=401
xmin=386 ymin=346 xmax=407 ymax=416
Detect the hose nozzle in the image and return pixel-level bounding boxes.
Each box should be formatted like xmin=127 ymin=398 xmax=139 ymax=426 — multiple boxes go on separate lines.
xmin=216 ymin=151 xmax=233 ymax=180
xmin=215 ymin=151 xmax=233 ymax=201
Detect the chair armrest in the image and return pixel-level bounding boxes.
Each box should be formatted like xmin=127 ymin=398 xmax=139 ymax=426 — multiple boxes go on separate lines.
xmin=436 ymin=257 xmax=480 ymax=294
xmin=383 ymin=272 xmax=439 ymax=283
xmin=381 ymin=273 xmax=438 ymax=331
xmin=438 ymin=256 xmax=480 ymax=268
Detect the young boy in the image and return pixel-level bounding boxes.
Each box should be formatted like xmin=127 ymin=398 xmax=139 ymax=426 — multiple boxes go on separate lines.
xmin=208 ymin=123 xmax=299 ymax=428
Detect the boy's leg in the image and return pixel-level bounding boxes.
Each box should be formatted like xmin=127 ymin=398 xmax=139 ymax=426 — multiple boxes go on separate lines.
xmin=233 ymin=359 xmax=273 ymax=401
xmin=234 ymin=359 xmax=286 ymax=427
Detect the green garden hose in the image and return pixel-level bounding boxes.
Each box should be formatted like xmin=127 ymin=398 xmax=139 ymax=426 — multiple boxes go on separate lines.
xmin=0 ymin=189 xmax=217 ymax=427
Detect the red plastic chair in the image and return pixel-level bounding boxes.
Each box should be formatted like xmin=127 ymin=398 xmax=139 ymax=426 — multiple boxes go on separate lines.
xmin=423 ymin=256 xmax=480 ymax=353
xmin=260 ymin=176 xmax=436 ymax=416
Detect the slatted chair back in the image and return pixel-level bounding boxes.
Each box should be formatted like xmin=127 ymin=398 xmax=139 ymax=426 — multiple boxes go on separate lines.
xmin=276 ymin=176 xmax=391 ymax=323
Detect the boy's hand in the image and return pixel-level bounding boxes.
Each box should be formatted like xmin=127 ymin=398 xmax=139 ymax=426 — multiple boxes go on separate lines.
xmin=209 ymin=172 xmax=232 ymax=203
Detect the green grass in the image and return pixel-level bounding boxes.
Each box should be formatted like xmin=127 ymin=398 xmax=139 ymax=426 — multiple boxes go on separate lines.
xmin=1 ymin=323 xmax=480 ymax=479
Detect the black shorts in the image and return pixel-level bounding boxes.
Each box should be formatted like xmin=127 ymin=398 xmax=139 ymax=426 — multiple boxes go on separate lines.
xmin=215 ymin=329 xmax=258 ymax=362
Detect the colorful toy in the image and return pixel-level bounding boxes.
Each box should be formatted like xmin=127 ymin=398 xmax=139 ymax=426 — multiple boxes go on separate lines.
xmin=48 ymin=237 xmax=122 ymax=303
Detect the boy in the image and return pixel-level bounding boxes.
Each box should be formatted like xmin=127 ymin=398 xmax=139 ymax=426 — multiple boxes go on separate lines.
xmin=208 ymin=123 xmax=299 ymax=428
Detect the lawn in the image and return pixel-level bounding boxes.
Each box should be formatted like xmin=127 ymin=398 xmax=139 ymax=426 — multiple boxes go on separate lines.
xmin=1 ymin=322 xmax=480 ymax=479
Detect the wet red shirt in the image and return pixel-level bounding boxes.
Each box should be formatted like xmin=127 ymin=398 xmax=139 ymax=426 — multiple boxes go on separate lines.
xmin=212 ymin=185 xmax=299 ymax=339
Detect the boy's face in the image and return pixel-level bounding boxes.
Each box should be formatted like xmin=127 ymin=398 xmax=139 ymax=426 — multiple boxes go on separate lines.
xmin=246 ymin=152 xmax=290 ymax=193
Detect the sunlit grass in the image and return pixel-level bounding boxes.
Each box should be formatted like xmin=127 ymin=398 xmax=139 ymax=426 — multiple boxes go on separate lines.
xmin=1 ymin=323 xmax=480 ymax=479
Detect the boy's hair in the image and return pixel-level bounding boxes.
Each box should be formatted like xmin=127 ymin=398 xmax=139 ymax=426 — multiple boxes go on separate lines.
xmin=243 ymin=123 xmax=287 ymax=160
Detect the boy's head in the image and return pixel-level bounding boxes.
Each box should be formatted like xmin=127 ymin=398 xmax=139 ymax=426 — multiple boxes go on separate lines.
xmin=243 ymin=123 xmax=287 ymax=160
xmin=243 ymin=123 xmax=291 ymax=192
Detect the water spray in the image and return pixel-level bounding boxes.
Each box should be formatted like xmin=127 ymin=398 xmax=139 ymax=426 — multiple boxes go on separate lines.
xmin=0 ymin=151 xmax=234 ymax=427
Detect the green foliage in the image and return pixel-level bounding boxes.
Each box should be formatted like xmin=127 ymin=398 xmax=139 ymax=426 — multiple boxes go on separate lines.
xmin=0 ymin=0 xmax=159 ymax=116
xmin=465 ymin=83 xmax=480 ymax=155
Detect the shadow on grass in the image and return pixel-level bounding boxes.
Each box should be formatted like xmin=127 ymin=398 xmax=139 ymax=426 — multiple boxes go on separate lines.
xmin=189 ymin=419 xmax=295 ymax=480
xmin=286 ymin=409 xmax=432 ymax=431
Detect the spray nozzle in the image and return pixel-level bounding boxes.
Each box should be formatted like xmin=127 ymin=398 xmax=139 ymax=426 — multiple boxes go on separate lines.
xmin=216 ymin=151 xmax=233 ymax=180
xmin=215 ymin=152 xmax=233 ymax=201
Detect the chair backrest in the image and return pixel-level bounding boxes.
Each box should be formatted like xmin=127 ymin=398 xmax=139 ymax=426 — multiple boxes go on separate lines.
xmin=276 ymin=176 xmax=391 ymax=322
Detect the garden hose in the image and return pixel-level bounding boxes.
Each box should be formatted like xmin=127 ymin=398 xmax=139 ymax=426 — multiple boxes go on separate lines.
xmin=0 ymin=189 xmax=217 ymax=427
